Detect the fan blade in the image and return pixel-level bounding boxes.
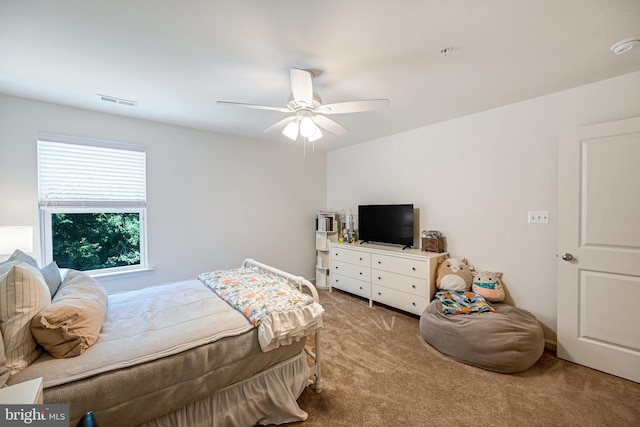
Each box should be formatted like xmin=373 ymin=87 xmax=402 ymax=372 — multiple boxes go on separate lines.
xmin=290 ymin=68 xmax=314 ymax=107
xmin=264 ymin=116 xmax=296 ymax=133
xmin=312 ymin=115 xmax=347 ymax=135
xmin=217 ymin=101 xmax=289 ymax=113
xmin=317 ymin=99 xmax=389 ymax=114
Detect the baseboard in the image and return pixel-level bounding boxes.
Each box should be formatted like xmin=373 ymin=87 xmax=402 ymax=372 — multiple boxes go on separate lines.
xmin=544 ymin=338 xmax=557 ymax=353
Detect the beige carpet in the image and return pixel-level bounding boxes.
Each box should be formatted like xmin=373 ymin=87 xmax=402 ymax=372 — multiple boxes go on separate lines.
xmin=294 ymin=288 xmax=640 ymax=426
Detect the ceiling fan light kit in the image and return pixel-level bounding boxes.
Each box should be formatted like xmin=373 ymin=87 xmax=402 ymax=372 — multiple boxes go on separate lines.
xmin=217 ymin=68 xmax=389 ymax=151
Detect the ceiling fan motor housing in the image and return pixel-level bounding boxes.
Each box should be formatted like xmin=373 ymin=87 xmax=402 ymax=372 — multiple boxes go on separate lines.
xmin=287 ymin=95 xmax=322 ymax=111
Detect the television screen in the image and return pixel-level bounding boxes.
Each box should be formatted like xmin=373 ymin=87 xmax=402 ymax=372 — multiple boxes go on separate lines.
xmin=358 ymin=204 xmax=414 ymax=248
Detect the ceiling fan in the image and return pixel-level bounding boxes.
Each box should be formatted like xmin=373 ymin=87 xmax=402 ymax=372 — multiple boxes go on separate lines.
xmin=217 ymin=68 xmax=389 ymax=143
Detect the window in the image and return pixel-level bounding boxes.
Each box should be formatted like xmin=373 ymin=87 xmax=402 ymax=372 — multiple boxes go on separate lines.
xmin=38 ymin=134 xmax=148 ymax=276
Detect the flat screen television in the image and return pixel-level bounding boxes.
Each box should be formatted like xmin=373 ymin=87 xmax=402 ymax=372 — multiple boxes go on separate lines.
xmin=358 ymin=204 xmax=414 ymax=248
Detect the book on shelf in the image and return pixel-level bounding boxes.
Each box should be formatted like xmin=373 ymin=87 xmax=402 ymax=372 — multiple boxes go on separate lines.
xmin=316 ymin=215 xmax=335 ymax=232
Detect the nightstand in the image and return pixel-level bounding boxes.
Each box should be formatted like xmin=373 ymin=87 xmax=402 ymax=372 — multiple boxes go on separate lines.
xmin=0 ymin=377 xmax=43 ymax=404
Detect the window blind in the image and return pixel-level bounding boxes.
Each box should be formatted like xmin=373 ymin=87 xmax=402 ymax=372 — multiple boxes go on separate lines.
xmin=38 ymin=136 xmax=146 ymax=208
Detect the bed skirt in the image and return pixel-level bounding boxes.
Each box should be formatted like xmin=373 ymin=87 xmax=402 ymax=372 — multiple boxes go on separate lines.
xmin=142 ymin=350 xmax=310 ymax=427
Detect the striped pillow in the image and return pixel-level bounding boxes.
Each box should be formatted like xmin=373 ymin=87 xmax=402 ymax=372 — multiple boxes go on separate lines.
xmin=0 ymin=263 xmax=52 ymax=373
xmin=3 ymin=249 xmax=61 ymax=297
xmin=0 ymin=327 xmax=9 ymax=387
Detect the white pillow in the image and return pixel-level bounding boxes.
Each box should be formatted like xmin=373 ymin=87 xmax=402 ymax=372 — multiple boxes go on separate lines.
xmin=0 ymin=263 xmax=52 ymax=373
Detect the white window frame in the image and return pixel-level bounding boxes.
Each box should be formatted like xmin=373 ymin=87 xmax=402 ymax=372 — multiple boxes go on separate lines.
xmin=38 ymin=133 xmax=150 ymax=278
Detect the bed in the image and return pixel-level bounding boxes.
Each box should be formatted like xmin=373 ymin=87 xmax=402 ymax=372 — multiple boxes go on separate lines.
xmin=1 ymin=257 xmax=323 ymax=426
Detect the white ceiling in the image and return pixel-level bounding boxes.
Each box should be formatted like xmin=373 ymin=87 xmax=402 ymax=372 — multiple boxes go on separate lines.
xmin=1 ymin=1 xmax=639 ymax=151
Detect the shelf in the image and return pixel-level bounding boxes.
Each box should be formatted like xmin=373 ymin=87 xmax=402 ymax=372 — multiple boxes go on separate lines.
xmin=315 ymin=235 xmax=329 ymax=251
xmin=315 ymin=268 xmax=330 ymax=288
xmin=315 ymin=211 xmax=339 ymax=289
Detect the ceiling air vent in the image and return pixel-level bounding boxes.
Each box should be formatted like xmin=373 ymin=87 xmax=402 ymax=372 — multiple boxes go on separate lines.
xmin=97 ymin=94 xmax=137 ymax=107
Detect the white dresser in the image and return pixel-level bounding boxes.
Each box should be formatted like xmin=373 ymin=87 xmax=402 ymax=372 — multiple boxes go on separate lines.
xmin=329 ymin=242 xmax=446 ymax=315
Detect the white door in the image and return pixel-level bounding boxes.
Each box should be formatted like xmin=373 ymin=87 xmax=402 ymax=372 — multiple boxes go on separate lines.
xmin=557 ymin=116 xmax=640 ymax=383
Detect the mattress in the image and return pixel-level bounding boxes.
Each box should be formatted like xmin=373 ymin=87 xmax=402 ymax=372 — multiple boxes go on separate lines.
xmin=7 ymin=279 xmax=308 ymax=426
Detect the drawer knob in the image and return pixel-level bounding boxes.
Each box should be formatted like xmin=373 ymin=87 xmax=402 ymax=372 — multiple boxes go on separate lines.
xmin=412 ymin=302 xmax=416 ymax=306
xmin=378 ymin=261 xmax=381 ymax=264
xmin=412 ymin=267 xmax=416 ymax=271
xmin=378 ymin=292 xmax=382 ymax=296
xmin=378 ymin=277 xmax=381 ymax=280
xmin=359 ymin=286 xmax=363 ymax=290
xmin=359 ymin=257 xmax=362 ymax=261
xmin=412 ymin=285 xmax=416 ymax=289
xmin=359 ymin=272 xmax=363 ymax=275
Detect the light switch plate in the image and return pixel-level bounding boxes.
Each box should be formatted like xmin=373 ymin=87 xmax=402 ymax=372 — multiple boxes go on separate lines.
xmin=528 ymin=211 xmax=549 ymax=224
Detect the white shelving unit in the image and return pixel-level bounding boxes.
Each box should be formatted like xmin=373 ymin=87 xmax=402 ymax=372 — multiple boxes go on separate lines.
xmin=315 ymin=211 xmax=339 ymax=288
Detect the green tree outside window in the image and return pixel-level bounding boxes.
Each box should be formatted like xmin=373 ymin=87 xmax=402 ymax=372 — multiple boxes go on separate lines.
xmin=52 ymin=213 xmax=141 ymax=271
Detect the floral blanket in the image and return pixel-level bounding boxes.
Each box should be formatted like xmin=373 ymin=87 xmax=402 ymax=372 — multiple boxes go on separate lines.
xmin=435 ymin=290 xmax=496 ymax=316
xmin=198 ymin=267 xmax=324 ymax=352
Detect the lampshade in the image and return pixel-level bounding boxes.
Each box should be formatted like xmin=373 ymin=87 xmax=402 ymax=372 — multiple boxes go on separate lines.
xmin=282 ymin=121 xmax=299 ymax=140
xmin=0 ymin=226 xmax=33 ymax=254
xmin=308 ymin=127 xmax=323 ymax=142
xmin=299 ymin=116 xmax=317 ymax=138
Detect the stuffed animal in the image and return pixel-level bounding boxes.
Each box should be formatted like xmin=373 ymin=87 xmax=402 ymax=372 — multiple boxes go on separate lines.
xmin=472 ymin=271 xmax=505 ymax=302
xmin=436 ymin=257 xmax=474 ymax=292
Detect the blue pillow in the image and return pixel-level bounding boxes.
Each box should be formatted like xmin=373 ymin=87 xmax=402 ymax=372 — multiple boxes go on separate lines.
xmin=435 ymin=290 xmax=495 ymax=315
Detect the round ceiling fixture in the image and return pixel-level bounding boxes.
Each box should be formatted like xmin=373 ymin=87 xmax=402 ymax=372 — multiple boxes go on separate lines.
xmin=610 ymin=37 xmax=640 ymax=55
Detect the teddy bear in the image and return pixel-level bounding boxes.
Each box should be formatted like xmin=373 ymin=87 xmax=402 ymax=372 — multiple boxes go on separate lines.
xmin=472 ymin=271 xmax=505 ymax=302
xmin=435 ymin=257 xmax=474 ymax=292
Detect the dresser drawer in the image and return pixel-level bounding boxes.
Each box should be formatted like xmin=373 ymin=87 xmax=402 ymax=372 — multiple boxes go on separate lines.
xmin=331 ymin=274 xmax=371 ymax=299
xmin=330 ymin=246 xmax=370 ymax=267
xmin=372 ymin=284 xmax=427 ymax=316
xmin=371 ymin=254 xmax=427 ymax=278
xmin=332 ymin=260 xmax=371 ymax=282
xmin=371 ymin=269 xmax=428 ymax=297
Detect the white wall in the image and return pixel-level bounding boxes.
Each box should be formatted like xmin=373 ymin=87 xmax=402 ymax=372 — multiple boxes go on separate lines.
xmin=327 ymin=71 xmax=640 ymax=344
xmin=0 ymin=94 xmax=326 ymax=292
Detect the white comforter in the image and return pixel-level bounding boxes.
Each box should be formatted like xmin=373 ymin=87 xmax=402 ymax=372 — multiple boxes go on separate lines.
xmin=10 ymin=280 xmax=253 ymax=388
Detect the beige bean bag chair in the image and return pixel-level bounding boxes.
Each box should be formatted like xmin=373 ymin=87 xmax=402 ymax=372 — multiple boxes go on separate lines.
xmin=420 ymin=299 xmax=544 ymax=373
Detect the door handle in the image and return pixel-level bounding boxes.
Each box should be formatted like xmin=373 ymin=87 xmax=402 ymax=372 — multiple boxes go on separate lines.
xmin=561 ymin=253 xmax=574 ymax=261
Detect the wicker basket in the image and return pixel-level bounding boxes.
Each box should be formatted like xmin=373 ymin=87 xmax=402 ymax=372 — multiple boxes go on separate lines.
xmin=421 ymin=237 xmax=446 ymax=253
